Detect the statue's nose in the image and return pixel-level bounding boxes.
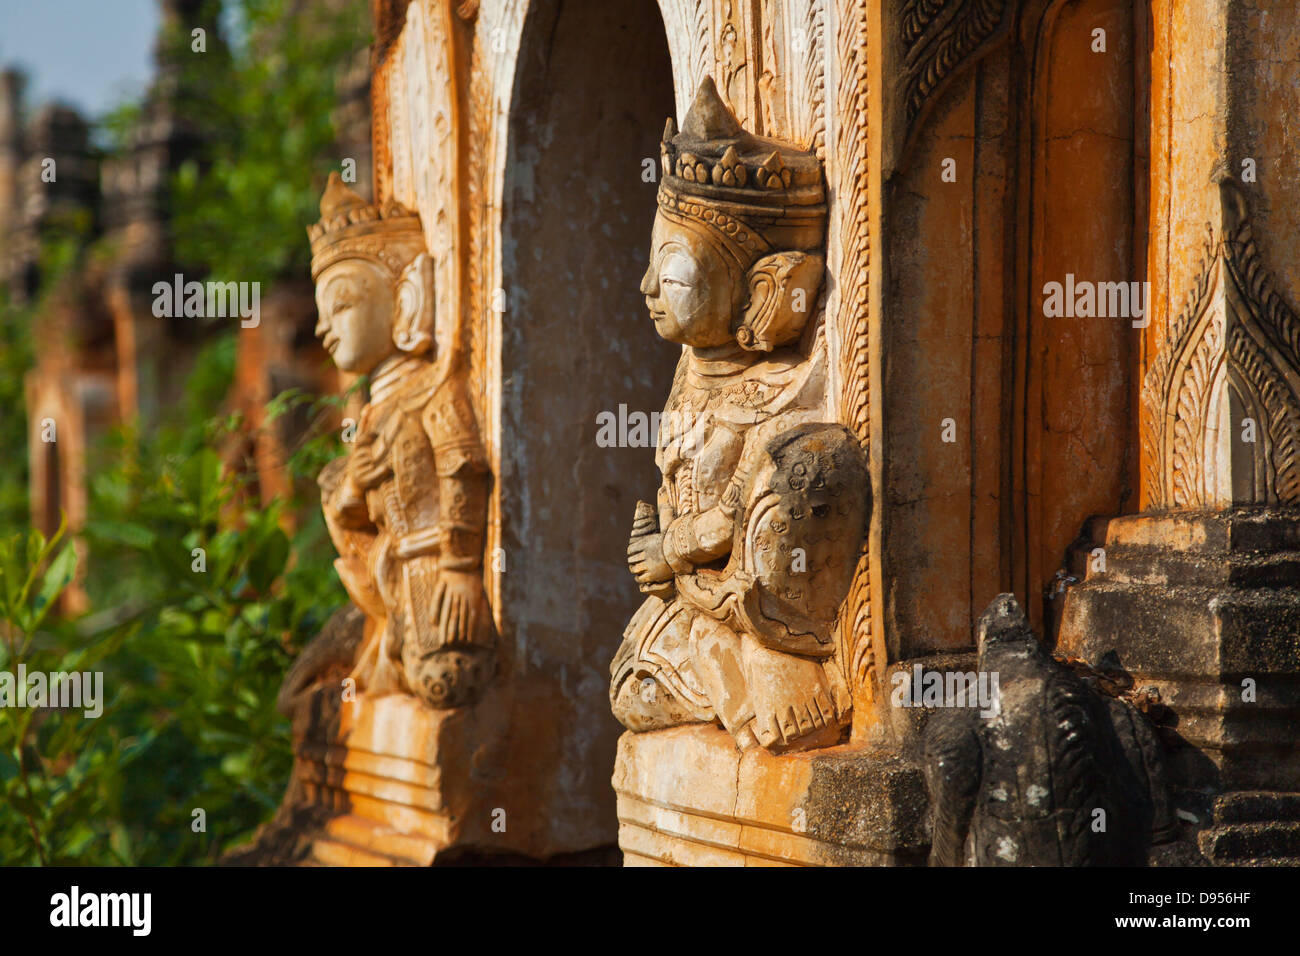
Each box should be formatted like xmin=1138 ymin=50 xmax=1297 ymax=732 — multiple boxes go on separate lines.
xmin=640 ymin=265 xmax=658 ymax=297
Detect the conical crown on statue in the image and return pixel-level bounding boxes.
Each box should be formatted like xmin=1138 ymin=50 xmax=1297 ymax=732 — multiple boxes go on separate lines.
xmin=658 ymin=76 xmax=826 ymax=264
xmin=308 ymin=172 xmax=425 ymax=280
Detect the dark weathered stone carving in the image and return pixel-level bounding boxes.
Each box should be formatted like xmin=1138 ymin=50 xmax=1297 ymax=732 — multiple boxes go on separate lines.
xmin=924 ymin=593 xmax=1171 ymax=866
xmin=893 ymin=0 xmax=1020 ymax=169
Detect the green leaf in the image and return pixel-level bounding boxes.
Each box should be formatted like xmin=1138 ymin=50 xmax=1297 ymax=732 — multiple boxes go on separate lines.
xmin=247 ymin=527 xmax=290 ymax=594
xmin=85 ymin=520 xmax=156 ymax=550
xmin=180 ymin=448 xmax=224 ymax=517
xmin=27 ymin=542 xmax=78 ymax=632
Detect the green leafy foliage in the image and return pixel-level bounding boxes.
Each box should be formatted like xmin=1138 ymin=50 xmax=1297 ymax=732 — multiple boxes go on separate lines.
xmin=0 ymin=522 xmax=135 ymax=866
xmin=172 ymin=0 xmax=370 ymax=286
xmin=80 ymin=399 xmax=347 ymax=864
xmin=0 ymin=286 xmax=31 ymax=532
xmin=0 ymin=341 xmax=350 ymax=865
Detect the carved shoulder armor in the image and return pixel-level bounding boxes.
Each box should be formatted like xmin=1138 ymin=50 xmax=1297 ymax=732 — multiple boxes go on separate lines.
xmin=676 ymin=420 xmax=869 ymax=657
xmin=421 ymin=372 xmax=488 ymax=477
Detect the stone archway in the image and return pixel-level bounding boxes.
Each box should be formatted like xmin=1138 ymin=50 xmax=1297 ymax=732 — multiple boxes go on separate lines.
xmin=498 ymin=0 xmax=678 ymax=823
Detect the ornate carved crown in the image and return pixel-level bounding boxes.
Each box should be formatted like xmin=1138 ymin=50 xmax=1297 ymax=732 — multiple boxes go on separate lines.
xmin=658 ymin=77 xmax=827 ymax=265
xmin=308 ymin=172 xmax=426 ymax=280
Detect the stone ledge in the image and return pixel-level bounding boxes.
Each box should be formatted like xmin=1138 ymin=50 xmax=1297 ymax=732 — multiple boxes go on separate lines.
xmin=230 ymin=685 xmax=617 ymax=864
xmin=611 ymin=726 xmax=929 ymax=866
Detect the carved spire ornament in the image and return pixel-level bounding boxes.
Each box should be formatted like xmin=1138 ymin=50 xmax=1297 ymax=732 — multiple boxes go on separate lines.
xmin=887 ymin=0 xmax=1020 ymax=173
xmin=286 ymin=172 xmax=496 ymax=711
xmin=611 ymin=77 xmax=869 ymax=753
xmin=1142 ymin=179 xmax=1300 ymax=510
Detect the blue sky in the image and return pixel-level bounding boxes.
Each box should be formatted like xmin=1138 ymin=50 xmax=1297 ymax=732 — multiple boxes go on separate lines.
xmin=0 ymin=0 xmax=160 ymax=119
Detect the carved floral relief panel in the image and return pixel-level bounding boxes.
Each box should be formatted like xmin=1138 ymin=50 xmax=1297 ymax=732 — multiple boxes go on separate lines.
xmin=1143 ymin=182 xmax=1300 ymax=510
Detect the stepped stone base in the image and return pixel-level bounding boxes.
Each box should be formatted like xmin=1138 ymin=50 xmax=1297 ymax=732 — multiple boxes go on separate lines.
xmin=612 ymin=726 xmax=929 ymax=866
xmin=1058 ymin=510 xmax=1300 ymax=791
xmin=1197 ymin=791 xmax=1300 ymax=866
xmin=227 ymin=683 xmax=605 ymax=865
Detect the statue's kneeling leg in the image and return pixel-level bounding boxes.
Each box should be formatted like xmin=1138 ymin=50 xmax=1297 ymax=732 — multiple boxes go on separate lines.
xmin=403 ymin=643 xmax=495 ymax=709
xmin=611 ymin=673 xmax=704 ymax=732
xmin=610 ymin=595 xmax=714 ymax=732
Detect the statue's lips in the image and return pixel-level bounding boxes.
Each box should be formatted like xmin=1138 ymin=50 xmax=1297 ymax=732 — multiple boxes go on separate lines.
xmin=649 ymin=309 xmax=667 ymax=323
xmin=323 ymin=336 xmax=340 ymax=354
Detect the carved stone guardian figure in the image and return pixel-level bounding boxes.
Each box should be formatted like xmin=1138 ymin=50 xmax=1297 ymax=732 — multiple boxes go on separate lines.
xmin=293 ymin=172 xmax=495 ymax=710
xmin=924 ymin=594 xmax=1172 ymax=867
xmin=609 ymin=78 xmax=869 ymax=753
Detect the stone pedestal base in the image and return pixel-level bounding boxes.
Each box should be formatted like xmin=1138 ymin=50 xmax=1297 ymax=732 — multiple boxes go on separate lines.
xmin=228 ymin=678 xmax=613 ymax=865
xmin=611 ymin=727 xmax=929 ymax=866
xmin=1058 ymin=510 xmax=1300 ymax=791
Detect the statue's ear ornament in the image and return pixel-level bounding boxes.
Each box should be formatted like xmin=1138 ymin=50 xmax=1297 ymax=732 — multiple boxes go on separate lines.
xmin=736 ymin=251 xmax=825 ymax=351
xmin=393 ymin=252 xmax=435 ymax=354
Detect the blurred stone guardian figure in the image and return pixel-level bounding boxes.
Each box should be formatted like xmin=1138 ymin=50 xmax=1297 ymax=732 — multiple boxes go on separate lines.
xmin=610 ymin=78 xmax=869 ymax=753
xmin=285 ymin=172 xmax=496 ymax=711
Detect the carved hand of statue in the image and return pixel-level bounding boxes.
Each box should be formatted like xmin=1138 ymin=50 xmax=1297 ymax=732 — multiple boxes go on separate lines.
xmin=628 ymin=529 xmax=674 ymax=585
xmin=627 ymin=501 xmax=674 ymax=598
xmin=347 ymin=437 xmax=390 ymax=488
xmin=432 ymin=568 xmax=490 ymax=646
xmin=629 ymin=499 xmax=673 ymax=582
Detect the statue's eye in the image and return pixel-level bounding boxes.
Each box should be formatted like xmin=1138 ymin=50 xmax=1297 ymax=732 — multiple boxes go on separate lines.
xmin=662 ymin=276 xmax=689 ymax=289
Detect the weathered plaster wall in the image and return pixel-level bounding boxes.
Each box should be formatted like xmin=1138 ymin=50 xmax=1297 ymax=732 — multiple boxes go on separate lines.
xmin=875 ymin=0 xmax=1146 ymax=656
xmin=498 ymin=0 xmax=678 ymax=840
xmin=1024 ymin=0 xmax=1140 ymax=629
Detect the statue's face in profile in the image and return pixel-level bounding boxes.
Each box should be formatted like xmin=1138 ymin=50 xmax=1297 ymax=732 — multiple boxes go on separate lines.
xmin=314 ymin=259 xmax=397 ymax=374
xmin=641 ymin=212 xmax=742 ymax=348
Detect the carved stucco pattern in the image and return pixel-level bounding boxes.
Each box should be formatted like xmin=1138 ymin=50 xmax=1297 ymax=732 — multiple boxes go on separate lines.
xmin=656 ymin=0 xmax=715 ymax=122
xmin=464 ymin=5 xmax=491 ymax=414
xmin=787 ymin=0 xmax=828 ymax=158
xmin=718 ymin=1 xmax=760 ymax=130
xmin=1142 ymin=226 xmax=1216 ymax=506
xmin=473 ymin=0 xmax=527 ymax=634
xmin=653 ymin=1 xmax=826 ymax=161
xmin=750 ymin=2 xmax=777 ymax=135
xmin=889 ymin=0 xmax=1020 ymax=174
xmin=1170 ymin=300 xmax=1221 ymax=508
xmin=902 ymin=0 xmax=1010 ymax=123
xmin=901 ymin=0 xmax=945 ymax=45
xmin=472 ymin=0 xmax=528 ymax=425
xmin=386 ymin=33 xmax=411 ymax=203
xmin=371 ymin=0 xmax=415 ymax=204
xmin=827 ymin=0 xmax=873 ymax=703
xmin=1230 ymin=325 xmax=1300 ymax=503
xmin=1142 ymin=189 xmax=1300 ymax=510
xmin=400 ymin=2 xmax=461 ymax=361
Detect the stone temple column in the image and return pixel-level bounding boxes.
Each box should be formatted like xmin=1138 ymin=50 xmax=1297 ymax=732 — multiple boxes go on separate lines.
xmin=1059 ymin=0 xmax=1300 ymax=852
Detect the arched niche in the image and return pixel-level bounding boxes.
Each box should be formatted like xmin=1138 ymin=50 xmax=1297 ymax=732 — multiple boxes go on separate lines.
xmin=873 ymin=0 xmax=1149 ymax=656
xmin=498 ymin=0 xmax=678 ymax=772
xmin=1017 ymin=0 xmax=1148 ymax=636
